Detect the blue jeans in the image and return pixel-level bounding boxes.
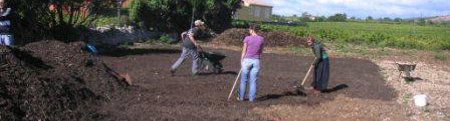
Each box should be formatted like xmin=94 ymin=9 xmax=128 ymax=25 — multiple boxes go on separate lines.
xmin=171 ymin=47 xmax=199 ymax=74
xmin=0 ymin=34 xmax=13 ymax=46
xmin=238 ymin=58 xmax=260 ymax=102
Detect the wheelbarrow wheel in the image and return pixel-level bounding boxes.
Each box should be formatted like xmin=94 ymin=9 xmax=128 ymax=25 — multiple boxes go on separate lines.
xmin=213 ymin=68 xmax=223 ymax=74
xmin=213 ymin=63 xmax=223 ymax=74
xmin=200 ymin=60 xmax=214 ymax=73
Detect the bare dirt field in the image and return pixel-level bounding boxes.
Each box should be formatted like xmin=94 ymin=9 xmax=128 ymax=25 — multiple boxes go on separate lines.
xmin=3 ymin=40 xmax=448 ymax=120
xmin=95 ymin=45 xmax=422 ymax=121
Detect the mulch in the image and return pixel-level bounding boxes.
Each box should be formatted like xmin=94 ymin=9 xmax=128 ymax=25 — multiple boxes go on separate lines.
xmin=213 ymin=28 xmax=307 ymax=47
xmin=0 ymin=40 xmax=127 ymax=121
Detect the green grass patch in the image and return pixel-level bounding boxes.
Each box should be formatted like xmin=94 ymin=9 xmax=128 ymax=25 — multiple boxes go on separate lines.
xmin=144 ymin=34 xmax=175 ymax=44
xmin=261 ymin=22 xmax=450 ymax=50
xmin=434 ymin=51 xmax=447 ymax=61
xmin=289 ymin=46 xmax=310 ymax=55
xmin=92 ymin=15 xmax=131 ymax=27
xmin=118 ymin=42 xmax=133 ymax=48
xmin=402 ymin=93 xmax=413 ymax=105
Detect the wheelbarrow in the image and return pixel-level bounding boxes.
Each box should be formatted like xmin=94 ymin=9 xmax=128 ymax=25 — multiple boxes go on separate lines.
xmin=396 ymin=62 xmax=416 ymax=82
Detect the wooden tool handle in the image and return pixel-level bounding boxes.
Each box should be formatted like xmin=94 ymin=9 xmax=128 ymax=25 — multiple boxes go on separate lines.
xmin=227 ymin=70 xmax=242 ymax=101
xmin=300 ymin=65 xmax=314 ymax=86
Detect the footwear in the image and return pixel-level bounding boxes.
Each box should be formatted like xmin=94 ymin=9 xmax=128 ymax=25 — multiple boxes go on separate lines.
xmin=306 ymin=86 xmax=315 ymax=90
xmin=249 ymin=98 xmax=256 ymax=102
xmin=311 ymin=89 xmax=321 ymax=94
xmin=306 ymin=86 xmax=322 ymax=94
xmin=237 ymin=97 xmax=243 ymax=101
xmin=170 ymin=69 xmax=175 ymax=76
xmin=309 ymin=88 xmax=322 ymax=95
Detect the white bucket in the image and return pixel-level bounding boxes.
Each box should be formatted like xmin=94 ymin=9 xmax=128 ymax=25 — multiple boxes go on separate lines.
xmin=413 ymin=94 xmax=427 ymax=107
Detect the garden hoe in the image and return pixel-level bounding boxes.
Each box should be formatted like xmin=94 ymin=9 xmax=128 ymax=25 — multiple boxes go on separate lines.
xmin=227 ymin=69 xmax=241 ymax=101
xmin=294 ymin=64 xmax=314 ymax=92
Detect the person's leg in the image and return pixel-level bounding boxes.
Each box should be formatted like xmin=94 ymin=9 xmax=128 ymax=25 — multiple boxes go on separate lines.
xmin=0 ymin=35 xmax=5 ymax=45
xmin=320 ymin=59 xmax=330 ymax=91
xmin=190 ymin=48 xmax=200 ymax=75
xmin=238 ymin=59 xmax=251 ymax=101
xmin=248 ymin=59 xmax=260 ymax=102
xmin=171 ymin=47 xmax=189 ymax=71
xmin=311 ymin=63 xmax=320 ymax=89
xmin=315 ymin=61 xmax=325 ymax=91
xmin=4 ymin=35 xmax=13 ymax=46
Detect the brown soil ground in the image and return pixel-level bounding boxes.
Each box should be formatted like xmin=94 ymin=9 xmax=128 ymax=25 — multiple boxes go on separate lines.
xmin=3 ymin=27 xmax=448 ymax=120
xmin=97 ymin=45 xmax=406 ymax=121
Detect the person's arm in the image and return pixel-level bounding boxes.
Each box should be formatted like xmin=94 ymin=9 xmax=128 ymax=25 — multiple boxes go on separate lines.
xmin=312 ymin=44 xmax=321 ymax=66
xmin=1 ymin=8 xmax=11 ymax=17
xmin=189 ymin=34 xmax=198 ymax=47
xmin=241 ymin=42 xmax=248 ymax=61
xmin=259 ymin=42 xmax=264 ymax=58
xmin=180 ymin=32 xmax=186 ymax=40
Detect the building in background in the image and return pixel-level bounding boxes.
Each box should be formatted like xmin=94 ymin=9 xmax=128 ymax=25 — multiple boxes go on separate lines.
xmin=234 ymin=0 xmax=273 ymax=22
xmin=430 ymin=15 xmax=450 ymax=24
xmin=122 ymin=0 xmax=132 ymax=8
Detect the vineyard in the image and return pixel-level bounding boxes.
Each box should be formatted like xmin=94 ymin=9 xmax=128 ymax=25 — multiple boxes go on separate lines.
xmin=261 ymin=22 xmax=450 ymax=50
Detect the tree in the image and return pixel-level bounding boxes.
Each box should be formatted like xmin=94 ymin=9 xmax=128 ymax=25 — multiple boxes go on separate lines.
xmin=328 ymin=13 xmax=347 ymax=22
xmin=188 ymin=0 xmax=204 ymax=28
xmin=418 ymin=18 xmax=426 ymax=26
xmin=394 ymin=17 xmax=402 ymax=22
xmin=366 ymin=16 xmax=373 ymax=21
xmin=10 ymin=0 xmax=116 ymax=43
xmin=129 ymin=0 xmax=242 ymax=33
xmin=316 ymin=16 xmax=327 ymax=22
xmin=270 ymin=14 xmax=285 ymax=22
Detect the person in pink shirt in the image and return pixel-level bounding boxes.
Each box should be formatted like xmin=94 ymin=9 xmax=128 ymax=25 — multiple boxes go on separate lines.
xmin=238 ymin=24 xmax=264 ymax=102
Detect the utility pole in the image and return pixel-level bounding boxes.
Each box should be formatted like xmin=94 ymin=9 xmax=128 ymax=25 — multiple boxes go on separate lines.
xmin=117 ymin=0 xmax=123 ymax=26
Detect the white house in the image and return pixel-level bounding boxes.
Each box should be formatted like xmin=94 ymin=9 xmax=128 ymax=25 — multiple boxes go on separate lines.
xmin=234 ymin=0 xmax=273 ymax=22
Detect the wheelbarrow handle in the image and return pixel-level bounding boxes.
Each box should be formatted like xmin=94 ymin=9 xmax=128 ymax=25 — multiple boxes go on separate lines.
xmin=197 ymin=45 xmax=204 ymax=52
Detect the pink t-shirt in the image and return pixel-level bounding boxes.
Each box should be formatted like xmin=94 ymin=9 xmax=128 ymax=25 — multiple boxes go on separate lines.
xmin=244 ymin=35 xmax=264 ymax=59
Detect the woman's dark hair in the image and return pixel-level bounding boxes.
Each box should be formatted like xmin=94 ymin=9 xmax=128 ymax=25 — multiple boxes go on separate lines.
xmin=248 ymin=24 xmax=260 ymax=32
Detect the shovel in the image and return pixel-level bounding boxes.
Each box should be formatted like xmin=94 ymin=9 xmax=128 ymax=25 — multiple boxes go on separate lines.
xmin=102 ymin=63 xmax=133 ymax=85
xmin=85 ymin=44 xmax=132 ymax=85
xmin=294 ymin=64 xmax=313 ymax=91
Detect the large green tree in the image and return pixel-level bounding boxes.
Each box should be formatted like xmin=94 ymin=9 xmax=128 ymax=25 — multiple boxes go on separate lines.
xmin=10 ymin=0 xmax=116 ymax=43
xmin=328 ymin=13 xmax=347 ymax=22
xmin=129 ymin=0 xmax=241 ymax=33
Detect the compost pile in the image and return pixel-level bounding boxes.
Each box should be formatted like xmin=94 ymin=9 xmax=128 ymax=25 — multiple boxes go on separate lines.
xmin=214 ymin=28 xmax=307 ymax=47
xmin=0 ymin=40 xmax=126 ymax=121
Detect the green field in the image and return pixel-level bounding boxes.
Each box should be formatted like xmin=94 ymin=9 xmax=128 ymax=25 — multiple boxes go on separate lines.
xmin=261 ymin=22 xmax=450 ymax=50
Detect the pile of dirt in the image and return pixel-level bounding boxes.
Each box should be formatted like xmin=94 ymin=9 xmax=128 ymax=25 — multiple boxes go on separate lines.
xmin=213 ymin=28 xmax=307 ymax=47
xmin=0 ymin=40 xmax=126 ymax=120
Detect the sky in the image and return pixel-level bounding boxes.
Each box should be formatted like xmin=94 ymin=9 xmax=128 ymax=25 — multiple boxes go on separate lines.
xmin=265 ymin=0 xmax=450 ymax=19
